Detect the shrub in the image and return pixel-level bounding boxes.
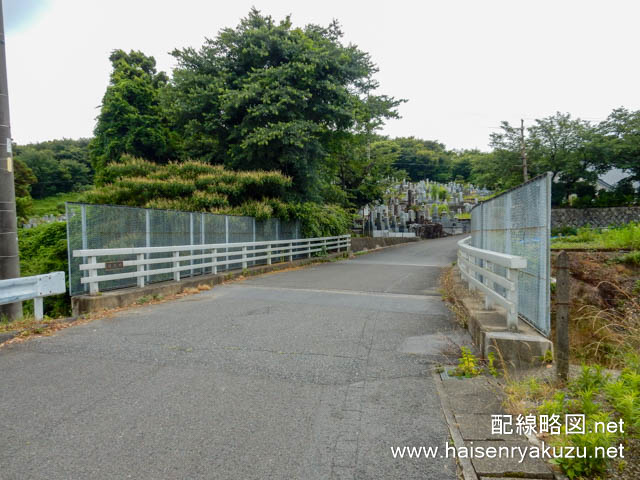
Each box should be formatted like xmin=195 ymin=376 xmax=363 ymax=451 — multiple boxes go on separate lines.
xmin=18 ymin=222 xmax=71 ymax=317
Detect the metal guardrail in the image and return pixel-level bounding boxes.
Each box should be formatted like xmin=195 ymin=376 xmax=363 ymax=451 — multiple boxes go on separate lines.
xmin=73 ymin=235 xmax=351 ymax=295
xmin=0 ymin=272 xmax=66 ymax=320
xmin=457 ymin=236 xmax=527 ymax=331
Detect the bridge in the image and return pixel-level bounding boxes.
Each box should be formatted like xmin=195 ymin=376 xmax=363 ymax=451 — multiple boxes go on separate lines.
xmin=0 ymin=237 xmax=468 ymax=479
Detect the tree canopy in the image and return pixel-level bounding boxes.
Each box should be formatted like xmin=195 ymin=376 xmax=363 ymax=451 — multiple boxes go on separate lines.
xmin=90 ymin=50 xmax=176 ymax=177
xmin=166 ymin=9 xmax=402 ymax=200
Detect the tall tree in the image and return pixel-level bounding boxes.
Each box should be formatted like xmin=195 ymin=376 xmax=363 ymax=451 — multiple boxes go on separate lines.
xmin=389 ymin=137 xmax=452 ymax=182
xmin=168 ymin=9 xmax=401 ymax=200
xmin=598 ymin=107 xmax=640 ymax=182
xmin=90 ymin=50 xmax=175 ymax=178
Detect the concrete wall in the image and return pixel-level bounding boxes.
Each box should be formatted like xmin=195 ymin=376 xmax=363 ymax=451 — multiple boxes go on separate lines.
xmin=552 ymin=206 xmax=640 ymax=228
xmin=350 ymin=236 xmax=419 ymax=252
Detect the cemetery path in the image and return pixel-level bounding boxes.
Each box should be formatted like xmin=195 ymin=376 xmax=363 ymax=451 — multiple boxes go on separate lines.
xmin=0 ymin=236 xmax=471 ymax=480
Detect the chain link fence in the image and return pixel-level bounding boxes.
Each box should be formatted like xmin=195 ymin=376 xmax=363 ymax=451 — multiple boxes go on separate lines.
xmin=66 ymin=203 xmax=300 ymax=296
xmin=470 ymin=173 xmax=552 ymax=335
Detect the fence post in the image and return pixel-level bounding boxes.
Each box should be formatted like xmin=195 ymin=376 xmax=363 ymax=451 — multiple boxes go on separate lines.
xmin=189 ymin=212 xmax=194 ymax=278
xmin=242 ymin=246 xmax=247 ymax=270
xmin=225 ymin=215 xmax=229 ymax=271
xmin=34 ymin=297 xmax=44 ymax=321
xmin=137 ymin=253 xmax=145 ymax=288
xmin=307 ymin=240 xmax=311 ymax=258
xmin=252 ymin=218 xmax=256 ymax=267
xmin=267 ymin=243 xmax=272 ymax=265
xmin=212 ymin=248 xmax=217 ymax=274
xmin=505 ymin=267 xmax=518 ymax=332
xmin=173 ymin=251 xmax=180 ymax=282
xmin=484 ymin=262 xmax=494 ymax=310
xmin=88 ymin=256 xmax=98 ymax=295
xmin=81 ymin=205 xmax=88 ymax=293
xmin=145 ymin=210 xmax=150 ymax=284
xmin=289 ymin=241 xmax=293 ymax=262
xmin=556 ymin=251 xmax=570 ymax=382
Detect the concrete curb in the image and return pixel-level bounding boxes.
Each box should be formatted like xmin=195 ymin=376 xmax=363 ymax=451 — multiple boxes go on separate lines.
xmin=432 ymin=369 xmax=478 ymax=480
xmin=451 ymin=266 xmax=552 ymax=370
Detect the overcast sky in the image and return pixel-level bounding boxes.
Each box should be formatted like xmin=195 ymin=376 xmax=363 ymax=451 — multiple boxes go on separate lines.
xmin=5 ymin=0 xmax=640 ymax=151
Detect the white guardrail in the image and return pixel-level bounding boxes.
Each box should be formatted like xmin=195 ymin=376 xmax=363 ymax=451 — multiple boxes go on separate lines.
xmin=457 ymin=236 xmax=527 ymax=331
xmin=73 ymin=235 xmax=351 ymax=295
xmin=0 ymin=272 xmax=66 ymax=320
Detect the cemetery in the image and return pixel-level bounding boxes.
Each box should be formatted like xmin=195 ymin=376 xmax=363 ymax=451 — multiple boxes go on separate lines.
xmin=357 ymin=179 xmax=492 ymax=238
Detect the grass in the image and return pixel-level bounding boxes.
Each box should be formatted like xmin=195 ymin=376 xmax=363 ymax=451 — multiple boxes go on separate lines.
xmin=503 ymin=358 xmax=640 ymax=479
xmin=31 ymin=192 xmax=84 ymax=217
xmin=454 ymin=212 xmax=471 ymax=220
xmin=570 ymin=283 xmax=640 ymax=368
xmin=612 ymin=251 xmax=640 ymax=266
xmin=551 ymin=223 xmax=640 ymax=250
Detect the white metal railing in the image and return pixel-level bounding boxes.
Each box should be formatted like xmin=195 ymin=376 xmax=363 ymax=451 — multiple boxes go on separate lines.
xmin=0 ymin=272 xmax=66 ymax=320
xmin=73 ymin=235 xmax=351 ymax=295
xmin=457 ymin=236 xmax=527 ymax=331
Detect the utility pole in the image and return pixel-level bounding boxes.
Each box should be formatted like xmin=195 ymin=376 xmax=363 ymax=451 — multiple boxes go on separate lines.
xmin=0 ymin=1 xmax=23 ymax=320
xmin=520 ymin=118 xmax=528 ymax=182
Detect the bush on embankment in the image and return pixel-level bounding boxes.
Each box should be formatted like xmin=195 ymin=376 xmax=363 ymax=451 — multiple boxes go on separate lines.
xmin=18 ymin=222 xmax=71 ymax=318
xmin=87 ymin=157 xmax=351 ymax=237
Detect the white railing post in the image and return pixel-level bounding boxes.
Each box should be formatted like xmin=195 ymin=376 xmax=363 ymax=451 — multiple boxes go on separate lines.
xmin=212 ymin=248 xmax=217 ymax=274
xmin=34 ymin=297 xmax=44 ymax=321
xmin=289 ymin=242 xmax=293 ymax=262
xmin=267 ymin=243 xmax=272 ymax=265
xmin=88 ymin=256 xmax=99 ymax=295
xmin=323 ymin=238 xmax=327 ymax=254
xmin=484 ymin=261 xmax=493 ymax=310
xmin=307 ymin=240 xmax=311 ymax=258
xmin=137 ymin=253 xmax=145 ymax=288
xmin=242 ymin=246 xmax=247 ymax=269
xmin=506 ymin=267 xmax=519 ymax=331
xmin=173 ymin=251 xmax=180 ymax=282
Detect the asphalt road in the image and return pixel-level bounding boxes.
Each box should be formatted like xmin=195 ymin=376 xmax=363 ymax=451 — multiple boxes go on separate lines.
xmin=0 ymin=236 xmax=471 ymax=479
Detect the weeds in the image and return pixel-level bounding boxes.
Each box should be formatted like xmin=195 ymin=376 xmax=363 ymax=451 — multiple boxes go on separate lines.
xmin=612 ymin=250 xmax=640 ymax=266
xmin=551 ymin=223 xmax=640 ymax=250
xmin=504 ymin=354 xmax=640 ymax=479
xmin=454 ymin=347 xmax=482 ymax=377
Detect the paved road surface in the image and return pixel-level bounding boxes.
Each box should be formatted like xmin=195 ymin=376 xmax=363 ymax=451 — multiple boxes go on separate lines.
xmin=0 ymin=237 xmax=471 ymax=479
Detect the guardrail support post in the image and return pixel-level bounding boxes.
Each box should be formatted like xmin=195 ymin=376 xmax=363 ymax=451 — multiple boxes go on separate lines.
xmin=137 ymin=253 xmax=145 ymax=288
xmin=34 ymin=297 xmax=44 ymax=321
xmin=173 ymin=251 xmax=180 ymax=282
xmin=289 ymin=242 xmax=293 ymax=262
xmin=212 ymin=248 xmax=217 ymax=274
xmin=307 ymin=240 xmax=311 ymax=258
xmin=267 ymin=244 xmax=272 ymax=265
xmin=242 ymin=246 xmax=247 ymax=269
xmin=506 ymin=267 xmax=518 ymax=331
xmin=88 ymin=256 xmax=99 ymax=295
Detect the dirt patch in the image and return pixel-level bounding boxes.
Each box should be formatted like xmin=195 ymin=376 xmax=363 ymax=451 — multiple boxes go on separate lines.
xmin=551 ymin=251 xmax=640 ymax=368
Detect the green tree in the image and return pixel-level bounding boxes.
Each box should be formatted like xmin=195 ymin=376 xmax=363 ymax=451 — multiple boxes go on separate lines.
xmin=598 ymin=107 xmax=640 ymax=182
xmin=14 ymin=139 xmax=93 ymax=198
xmin=323 ymin=134 xmax=402 ymax=209
xmin=13 ymin=157 xmax=37 ymax=220
xmin=90 ymin=50 xmax=175 ymax=178
xmin=390 ymin=137 xmax=452 ymax=182
xmin=168 ymin=9 xmax=401 ymax=200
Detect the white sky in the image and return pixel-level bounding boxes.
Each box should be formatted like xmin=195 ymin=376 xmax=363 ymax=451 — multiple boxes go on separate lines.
xmin=5 ymin=0 xmax=640 ymax=151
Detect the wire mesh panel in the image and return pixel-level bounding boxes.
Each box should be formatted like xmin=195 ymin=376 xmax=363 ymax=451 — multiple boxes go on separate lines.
xmin=470 ymin=173 xmax=552 ymax=335
xmin=66 ymin=203 xmax=300 ymax=295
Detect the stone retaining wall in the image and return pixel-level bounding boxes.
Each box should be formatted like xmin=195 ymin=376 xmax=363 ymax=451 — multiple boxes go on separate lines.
xmin=552 ymin=206 xmax=640 ymax=228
